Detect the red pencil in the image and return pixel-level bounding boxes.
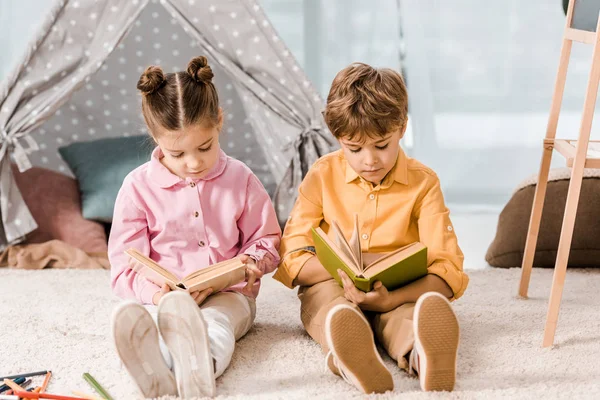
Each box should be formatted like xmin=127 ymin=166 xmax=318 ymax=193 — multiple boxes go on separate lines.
xmin=14 ymin=390 xmax=87 ymax=400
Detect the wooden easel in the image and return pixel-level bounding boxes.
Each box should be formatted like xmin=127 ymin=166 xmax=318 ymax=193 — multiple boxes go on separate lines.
xmin=518 ymin=0 xmax=600 ymax=348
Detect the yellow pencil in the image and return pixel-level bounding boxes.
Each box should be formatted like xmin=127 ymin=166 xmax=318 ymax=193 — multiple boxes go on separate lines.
xmin=71 ymin=390 xmax=103 ymax=400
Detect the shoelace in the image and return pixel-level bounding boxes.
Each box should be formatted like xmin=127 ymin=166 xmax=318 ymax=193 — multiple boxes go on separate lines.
xmin=324 ymin=351 xmax=353 ymax=385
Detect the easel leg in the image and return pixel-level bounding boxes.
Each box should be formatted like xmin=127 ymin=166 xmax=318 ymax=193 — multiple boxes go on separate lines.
xmin=542 ymin=167 xmax=585 ymax=347
xmin=518 ymin=146 xmax=553 ymax=298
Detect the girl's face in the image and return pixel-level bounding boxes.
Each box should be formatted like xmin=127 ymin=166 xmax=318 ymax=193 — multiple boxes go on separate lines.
xmin=155 ymin=114 xmax=223 ymax=180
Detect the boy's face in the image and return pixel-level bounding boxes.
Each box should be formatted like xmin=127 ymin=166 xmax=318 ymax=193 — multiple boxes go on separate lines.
xmin=339 ymin=124 xmax=406 ymax=185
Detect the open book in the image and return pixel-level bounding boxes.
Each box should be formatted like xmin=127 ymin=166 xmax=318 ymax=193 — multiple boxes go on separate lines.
xmin=125 ymin=248 xmax=247 ymax=293
xmin=311 ymin=215 xmax=428 ymax=292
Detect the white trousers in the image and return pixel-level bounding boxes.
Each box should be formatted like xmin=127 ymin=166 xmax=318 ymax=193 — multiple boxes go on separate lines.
xmin=145 ymin=291 xmax=256 ymax=378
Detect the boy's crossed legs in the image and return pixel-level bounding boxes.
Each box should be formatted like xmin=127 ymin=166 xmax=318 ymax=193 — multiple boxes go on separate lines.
xmin=299 ymin=279 xmax=459 ymax=394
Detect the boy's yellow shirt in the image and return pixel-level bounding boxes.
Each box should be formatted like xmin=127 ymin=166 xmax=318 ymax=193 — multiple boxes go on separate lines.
xmin=274 ymin=148 xmax=469 ymax=300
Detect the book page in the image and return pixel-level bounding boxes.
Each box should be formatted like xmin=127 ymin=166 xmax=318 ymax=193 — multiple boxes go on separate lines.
xmin=182 ymin=257 xmax=244 ymax=281
xmin=363 ymin=242 xmax=426 ymax=278
xmin=348 ymin=214 xmax=363 ymax=273
xmin=183 ymin=258 xmax=247 ymax=292
xmin=125 ymin=248 xmax=178 ymax=287
xmin=313 ymin=226 xmax=363 ymax=276
xmin=330 ymin=220 xmax=361 ymax=271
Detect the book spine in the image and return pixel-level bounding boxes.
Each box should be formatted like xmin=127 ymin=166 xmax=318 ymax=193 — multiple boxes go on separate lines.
xmin=354 ymin=277 xmax=371 ymax=292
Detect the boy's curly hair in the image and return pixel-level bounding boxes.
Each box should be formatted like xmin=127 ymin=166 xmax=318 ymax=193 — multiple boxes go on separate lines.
xmin=323 ymin=62 xmax=408 ymax=142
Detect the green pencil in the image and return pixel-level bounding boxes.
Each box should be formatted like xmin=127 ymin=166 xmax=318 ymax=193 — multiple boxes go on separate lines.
xmin=82 ymin=373 xmax=112 ymax=400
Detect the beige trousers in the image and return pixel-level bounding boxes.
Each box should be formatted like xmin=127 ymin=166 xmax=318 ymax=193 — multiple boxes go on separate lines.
xmin=298 ymin=279 xmax=415 ymax=370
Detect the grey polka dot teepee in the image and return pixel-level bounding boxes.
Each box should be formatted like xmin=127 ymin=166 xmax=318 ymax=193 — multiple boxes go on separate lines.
xmin=0 ymin=0 xmax=337 ymax=249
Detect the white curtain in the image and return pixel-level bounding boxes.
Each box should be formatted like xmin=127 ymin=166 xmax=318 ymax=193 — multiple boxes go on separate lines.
xmin=400 ymin=0 xmax=600 ymax=207
xmin=0 ymin=1 xmax=54 ymax=80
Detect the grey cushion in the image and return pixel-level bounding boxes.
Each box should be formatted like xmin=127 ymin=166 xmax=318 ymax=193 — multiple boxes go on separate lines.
xmin=59 ymin=135 xmax=153 ymax=222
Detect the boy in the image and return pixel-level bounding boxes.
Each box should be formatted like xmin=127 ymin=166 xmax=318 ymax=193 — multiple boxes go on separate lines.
xmin=273 ymin=63 xmax=469 ymax=394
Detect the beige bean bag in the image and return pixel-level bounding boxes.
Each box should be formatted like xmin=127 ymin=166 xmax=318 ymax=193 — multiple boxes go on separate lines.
xmin=486 ymin=168 xmax=600 ymax=268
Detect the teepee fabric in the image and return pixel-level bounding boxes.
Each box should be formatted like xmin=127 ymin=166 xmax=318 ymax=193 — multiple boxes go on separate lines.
xmin=0 ymin=0 xmax=336 ymax=250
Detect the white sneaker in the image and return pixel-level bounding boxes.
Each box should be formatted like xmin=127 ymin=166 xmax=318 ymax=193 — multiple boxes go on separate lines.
xmin=413 ymin=292 xmax=460 ymax=392
xmin=158 ymin=291 xmax=215 ymax=398
xmin=324 ymin=304 xmax=393 ymax=394
xmin=111 ymin=301 xmax=177 ymax=398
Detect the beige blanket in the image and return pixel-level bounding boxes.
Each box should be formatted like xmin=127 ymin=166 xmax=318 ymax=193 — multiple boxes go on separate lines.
xmin=0 ymin=239 xmax=109 ymax=269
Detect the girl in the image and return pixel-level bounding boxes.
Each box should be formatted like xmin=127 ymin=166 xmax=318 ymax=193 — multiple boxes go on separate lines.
xmin=109 ymin=56 xmax=281 ymax=399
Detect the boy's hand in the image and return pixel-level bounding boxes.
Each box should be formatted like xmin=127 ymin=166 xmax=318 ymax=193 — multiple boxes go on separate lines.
xmin=240 ymin=255 xmax=265 ymax=296
xmin=152 ymin=283 xmax=171 ymax=305
xmin=189 ymin=288 xmax=213 ymax=305
xmin=338 ymin=270 xmax=392 ymax=313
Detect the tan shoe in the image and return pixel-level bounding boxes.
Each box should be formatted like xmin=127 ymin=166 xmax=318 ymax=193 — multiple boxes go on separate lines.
xmin=324 ymin=304 xmax=393 ymax=394
xmin=413 ymin=292 xmax=460 ymax=392
xmin=111 ymin=301 xmax=177 ymax=398
xmin=158 ymin=291 xmax=215 ymax=398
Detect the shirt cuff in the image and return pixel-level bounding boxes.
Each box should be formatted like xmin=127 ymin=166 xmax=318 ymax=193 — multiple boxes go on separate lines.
xmin=139 ymin=280 xmax=162 ymax=305
xmin=273 ymin=249 xmax=315 ymax=289
xmin=427 ymin=262 xmax=470 ymax=300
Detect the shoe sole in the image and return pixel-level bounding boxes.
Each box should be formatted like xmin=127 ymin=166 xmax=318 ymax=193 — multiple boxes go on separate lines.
xmin=325 ymin=304 xmax=393 ymax=394
xmin=413 ymin=292 xmax=459 ymax=392
xmin=158 ymin=291 xmax=216 ymax=398
xmin=112 ymin=302 xmax=177 ymax=398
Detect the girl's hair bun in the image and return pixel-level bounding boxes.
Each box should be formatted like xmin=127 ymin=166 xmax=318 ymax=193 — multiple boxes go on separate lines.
xmin=137 ymin=66 xmax=166 ymax=95
xmin=187 ymin=56 xmax=214 ymax=84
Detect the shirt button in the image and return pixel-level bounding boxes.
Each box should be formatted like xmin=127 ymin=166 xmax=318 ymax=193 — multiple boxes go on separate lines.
xmin=369 ymin=194 xmax=375 ymax=200
xmin=361 ymin=233 xmax=369 ymax=240
xmin=198 ymin=241 xmax=205 ymax=247
xmin=447 ymin=225 xmax=453 ymax=232
xmin=194 ymin=211 xmax=199 ymax=218
xmin=190 ymin=182 xmax=196 ymax=188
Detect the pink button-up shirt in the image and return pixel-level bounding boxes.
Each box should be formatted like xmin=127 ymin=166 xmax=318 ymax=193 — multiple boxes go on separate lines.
xmin=109 ymin=147 xmax=281 ymax=304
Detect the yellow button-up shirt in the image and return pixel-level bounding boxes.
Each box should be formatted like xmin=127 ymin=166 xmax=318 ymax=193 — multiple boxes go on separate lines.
xmin=273 ymin=148 xmax=469 ymax=299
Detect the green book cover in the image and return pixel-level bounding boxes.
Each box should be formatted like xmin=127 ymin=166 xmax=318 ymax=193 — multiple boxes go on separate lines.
xmin=311 ymin=226 xmax=429 ymax=292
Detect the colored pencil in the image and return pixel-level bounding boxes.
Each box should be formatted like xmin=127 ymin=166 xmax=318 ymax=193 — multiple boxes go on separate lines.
xmin=0 ymin=377 xmax=25 ymax=393
xmin=81 ymin=373 xmax=112 ymax=400
xmin=0 ymin=371 xmax=48 ymax=381
xmin=2 ymin=380 xmax=24 ymax=393
xmin=40 ymin=371 xmax=52 ymax=392
xmin=0 ymin=394 xmax=19 ymax=400
xmin=14 ymin=391 xmax=87 ymax=400
xmin=72 ymin=390 xmax=103 ymax=400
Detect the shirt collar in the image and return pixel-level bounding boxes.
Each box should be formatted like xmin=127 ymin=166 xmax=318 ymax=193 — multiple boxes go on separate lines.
xmin=148 ymin=146 xmax=228 ymax=188
xmin=343 ymin=148 xmax=409 ymax=187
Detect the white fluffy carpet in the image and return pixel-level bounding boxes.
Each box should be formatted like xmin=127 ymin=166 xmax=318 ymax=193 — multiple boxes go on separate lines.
xmin=1 ymin=267 xmax=600 ymax=400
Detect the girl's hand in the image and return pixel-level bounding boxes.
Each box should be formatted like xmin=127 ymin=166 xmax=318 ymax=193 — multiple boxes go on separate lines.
xmin=128 ymin=257 xmax=146 ymax=273
xmin=338 ymin=270 xmax=392 ymax=313
xmin=152 ymin=283 xmax=171 ymax=305
xmin=189 ymin=288 xmax=213 ymax=305
xmin=239 ymin=255 xmax=265 ymax=295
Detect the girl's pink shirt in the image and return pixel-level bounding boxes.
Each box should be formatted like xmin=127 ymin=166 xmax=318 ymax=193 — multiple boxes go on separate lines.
xmin=109 ymin=147 xmax=281 ymax=304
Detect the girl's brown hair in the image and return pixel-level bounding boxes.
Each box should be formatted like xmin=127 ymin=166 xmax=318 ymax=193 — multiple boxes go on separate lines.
xmin=323 ymin=62 xmax=408 ymax=142
xmin=136 ymin=56 xmax=220 ymax=136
